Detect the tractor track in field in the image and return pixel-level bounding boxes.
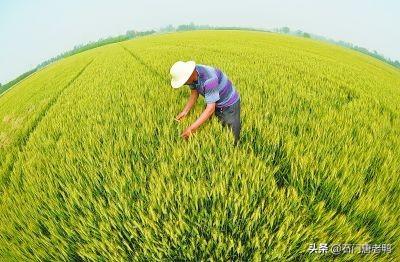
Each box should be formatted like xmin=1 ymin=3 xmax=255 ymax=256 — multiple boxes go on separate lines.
xmin=119 ymin=43 xmax=168 ymax=82
xmin=118 ymin=43 xmax=166 ymax=182
xmin=0 ymin=58 xmax=95 ymax=196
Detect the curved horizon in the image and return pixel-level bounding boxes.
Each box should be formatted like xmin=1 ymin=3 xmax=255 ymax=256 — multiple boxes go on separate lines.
xmin=0 ymin=0 xmax=399 ymax=84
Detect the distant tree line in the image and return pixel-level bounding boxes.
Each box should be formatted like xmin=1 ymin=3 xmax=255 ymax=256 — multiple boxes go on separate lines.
xmin=273 ymin=26 xmax=400 ymax=69
xmin=159 ymin=22 xmax=269 ymax=33
xmin=0 ymin=30 xmax=156 ymax=95
xmin=0 ymin=68 xmax=37 ymax=95
xmin=2 ymin=23 xmax=398 ymax=95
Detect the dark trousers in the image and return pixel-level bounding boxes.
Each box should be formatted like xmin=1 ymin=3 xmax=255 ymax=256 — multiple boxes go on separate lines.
xmin=214 ymin=99 xmax=241 ymax=146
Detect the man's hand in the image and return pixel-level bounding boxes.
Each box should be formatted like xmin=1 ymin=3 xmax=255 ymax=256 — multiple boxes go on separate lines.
xmin=175 ymin=110 xmax=188 ymax=122
xmin=179 ymin=103 xmax=216 ymax=140
xmin=181 ymin=126 xmax=194 ymax=140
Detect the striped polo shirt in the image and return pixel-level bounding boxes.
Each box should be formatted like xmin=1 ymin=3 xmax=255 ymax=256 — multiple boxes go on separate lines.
xmin=188 ymin=64 xmax=240 ymax=108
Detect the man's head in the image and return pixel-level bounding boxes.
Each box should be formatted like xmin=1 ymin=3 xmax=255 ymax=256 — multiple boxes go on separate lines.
xmin=170 ymin=61 xmax=196 ymax=89
xmin=185 ymin=69 xmax=198 ymax=85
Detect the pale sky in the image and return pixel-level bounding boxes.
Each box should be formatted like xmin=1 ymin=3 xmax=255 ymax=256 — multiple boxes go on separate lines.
xmin=0 ymin=0 xmax=399 ymax=84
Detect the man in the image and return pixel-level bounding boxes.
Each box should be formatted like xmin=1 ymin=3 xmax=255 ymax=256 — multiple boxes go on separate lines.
xmin=170 ymin=60 xmax=241 ymax=146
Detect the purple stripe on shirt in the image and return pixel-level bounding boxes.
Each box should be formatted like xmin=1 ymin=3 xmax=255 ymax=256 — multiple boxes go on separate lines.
xmin=217 ymin=90 xmax=239 ymax=108
xmin=224 ymin=92 xmax=239 ymax=107
xmin=220 ymin=80 xmax=232 ymax=97
xmin=215 ymin=68 xmax=222 ymax=82
xmin=204 ymin=77 xmax=219 ymax=91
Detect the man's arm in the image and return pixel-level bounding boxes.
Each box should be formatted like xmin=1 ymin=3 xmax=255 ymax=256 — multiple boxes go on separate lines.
xmin=175 ymin=89 xmax=199 ymax=121
xmin=190 ymin=103 xmax=216 ymax=130
xmin=181 ymin=103 xmax=216 ymax=139
xmin=183 ymin=89 xmax=199 ymax=113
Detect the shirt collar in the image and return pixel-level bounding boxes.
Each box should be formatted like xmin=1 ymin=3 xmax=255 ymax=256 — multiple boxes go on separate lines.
xmin=195 ymin=66 xmax=200 ymax=79
xmin=193 ymin=66 xmax=201 ymax=84
xmin=187 ymin=66 xmax=199 ymax=88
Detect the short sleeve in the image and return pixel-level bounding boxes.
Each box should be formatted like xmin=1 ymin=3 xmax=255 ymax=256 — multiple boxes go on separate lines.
xmin=205 ymin=87 xmax=220 ymax=104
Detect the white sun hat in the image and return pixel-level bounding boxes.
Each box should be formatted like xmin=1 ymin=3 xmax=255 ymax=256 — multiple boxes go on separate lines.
xmin=170 ymin=60 xmax=196 ymax=89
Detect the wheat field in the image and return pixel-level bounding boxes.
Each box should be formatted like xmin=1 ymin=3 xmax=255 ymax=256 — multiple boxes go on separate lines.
xmin=0 ymin=30 xmax=399 ymax=261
